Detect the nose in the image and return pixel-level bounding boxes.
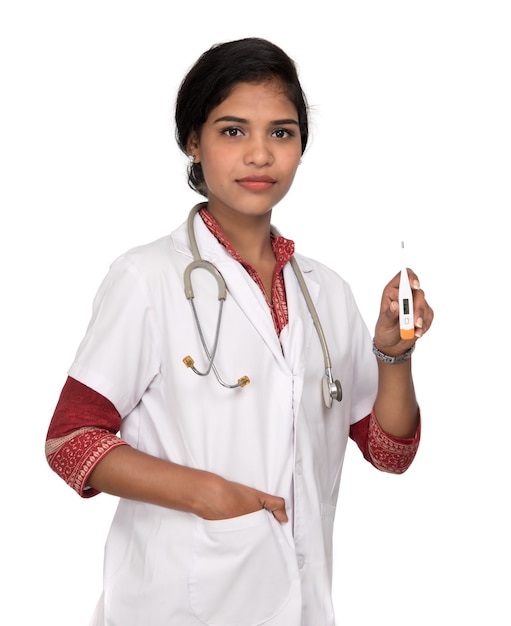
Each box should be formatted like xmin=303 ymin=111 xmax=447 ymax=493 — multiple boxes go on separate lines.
xmin=244 ymin=134 xmax=274 ymax=167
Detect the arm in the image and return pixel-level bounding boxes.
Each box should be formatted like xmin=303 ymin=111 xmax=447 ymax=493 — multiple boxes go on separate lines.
xmin=87 ymin=445 xmax=288 ymax=522
xmin=47 ymin=378 xmax=287 ymax=522
xmin=372 ymin=269 xmax=433 ymax=438
xmin=374 ymin=356 xmax=418 ymax=438
xmin=45 ymin=377 xmax=129 ymax=497
xmin=350 ymin=411 xmax=420 ymax=473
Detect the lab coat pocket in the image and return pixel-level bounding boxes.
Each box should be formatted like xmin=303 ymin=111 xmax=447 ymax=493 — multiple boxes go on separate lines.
xmin=188 ymin=509 xmax=294 ymax=626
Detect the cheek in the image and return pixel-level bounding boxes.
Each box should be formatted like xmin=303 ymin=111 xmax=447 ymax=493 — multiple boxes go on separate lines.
xmin=282 ymin=154 xmax=302 ymax=180
xmin=200 ymin=148 xmax=236 ymax=184
xmin=200 ymin=154 xmax=221 ymax=177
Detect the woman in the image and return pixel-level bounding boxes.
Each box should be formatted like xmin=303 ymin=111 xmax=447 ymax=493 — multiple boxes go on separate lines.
xmin=46 ymin=37 xmax=433 ymax=625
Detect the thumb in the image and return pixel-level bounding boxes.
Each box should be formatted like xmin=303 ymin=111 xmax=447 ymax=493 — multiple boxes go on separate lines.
xmin=262 ymin=494 xmax=288 ymax=524
xmin=379 ymin=298 xmax=399 ymax=330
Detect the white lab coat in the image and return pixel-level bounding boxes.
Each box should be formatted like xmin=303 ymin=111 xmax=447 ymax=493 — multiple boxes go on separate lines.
xmin=70 ymin=211 xmax=377 ymax=626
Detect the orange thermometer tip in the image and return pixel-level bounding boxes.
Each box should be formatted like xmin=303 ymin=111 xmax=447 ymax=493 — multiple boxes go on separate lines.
xmin=400 ymin=328 xmax=415 ymax=340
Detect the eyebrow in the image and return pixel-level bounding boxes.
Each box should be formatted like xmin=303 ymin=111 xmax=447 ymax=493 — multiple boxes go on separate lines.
xmin=213 ymin=115 xmax=299 ymax=126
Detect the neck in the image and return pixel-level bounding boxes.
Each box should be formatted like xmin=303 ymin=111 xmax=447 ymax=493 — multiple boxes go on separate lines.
xmin=207 ymin=206 xmax=275 ymax=266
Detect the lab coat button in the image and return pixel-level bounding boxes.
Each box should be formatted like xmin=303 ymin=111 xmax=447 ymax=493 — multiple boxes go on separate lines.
xmin=297 ymin=554 xmax=305 ymax=569
xmin=295 ymin=462 xmax=303 ymax=475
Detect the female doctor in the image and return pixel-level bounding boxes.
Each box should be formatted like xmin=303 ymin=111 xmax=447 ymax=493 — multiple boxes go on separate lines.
xmin=46 ymin=37 xmax=434 ymax=626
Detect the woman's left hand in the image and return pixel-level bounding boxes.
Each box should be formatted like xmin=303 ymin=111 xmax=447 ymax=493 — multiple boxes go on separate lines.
xmin=373 ymin=268 xmax=434 ymax=356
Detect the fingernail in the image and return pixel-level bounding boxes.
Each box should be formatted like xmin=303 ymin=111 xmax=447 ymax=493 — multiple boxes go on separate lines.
xmin=412 ymin=279 xmax=420 ymax=290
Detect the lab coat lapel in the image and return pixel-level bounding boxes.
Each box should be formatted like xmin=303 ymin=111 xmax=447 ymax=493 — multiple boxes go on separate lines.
xmin=192 ymin=214 xmax=285 ymax=363
xmin=281 ymin=257 xmax=318 ymax=378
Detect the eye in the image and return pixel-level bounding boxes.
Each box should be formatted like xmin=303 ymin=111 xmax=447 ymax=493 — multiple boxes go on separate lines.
xmin=272 ymin=128 xmax=295 ymax=139
xmin=221 ymin=127 xmax=244 ymax=137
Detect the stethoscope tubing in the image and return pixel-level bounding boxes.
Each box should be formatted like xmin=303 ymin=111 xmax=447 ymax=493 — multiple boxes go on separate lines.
xmin=183 ymin=204 xmax=342 ymax=406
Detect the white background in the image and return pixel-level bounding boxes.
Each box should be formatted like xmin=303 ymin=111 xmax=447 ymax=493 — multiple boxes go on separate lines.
xmin=1 ymin=1 xmax=510 ymax=624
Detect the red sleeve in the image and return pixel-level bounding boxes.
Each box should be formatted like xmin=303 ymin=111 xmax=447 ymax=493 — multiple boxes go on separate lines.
xmin=45 ymin=376 xmax=128 ymax=497
xmin=349 ymin=410 xmax=421 ymax=474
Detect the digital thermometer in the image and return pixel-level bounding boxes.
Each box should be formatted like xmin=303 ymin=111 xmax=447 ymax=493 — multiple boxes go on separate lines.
xmin=399 ymin=241 xmax=415 ymax=340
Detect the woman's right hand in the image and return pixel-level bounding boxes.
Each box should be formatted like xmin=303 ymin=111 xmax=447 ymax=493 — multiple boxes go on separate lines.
xmin=87 ymin=445 xmax=288 ymax=524
xmin=196 ymin=474 xmax=288 ymax=523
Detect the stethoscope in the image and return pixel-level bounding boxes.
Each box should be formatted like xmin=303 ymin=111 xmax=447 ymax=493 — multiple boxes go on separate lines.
xmin=182 ymin=204 xmax=342 ymax=408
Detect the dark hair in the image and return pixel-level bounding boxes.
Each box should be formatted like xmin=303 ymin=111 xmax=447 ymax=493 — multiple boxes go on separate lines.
xmin=175 ymin=37 xmax=309 ymax=196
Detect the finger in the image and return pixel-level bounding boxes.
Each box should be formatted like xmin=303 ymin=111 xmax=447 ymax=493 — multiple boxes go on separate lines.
xmin=381 ymin=270 xmax=419 ymax=313
xmin=411 ymin=288 xmax=434 ymax=338
xmin=406 ymin=268 xmax=421 ymax=291
xmin=377 ymin=269 xmax=431 ymax=346
xmin=269 ymin=506 xmax=288 ymax=524
xmin=416 ymin=303 xmax=434 ymax=337
xmin=384 ymin=268 xmax=420 ymax=296
xmin=410 ymin=288 xmax=425 ymax=337
xmin=379 ymin=297 xmax=399 ymax=331
xmin=262 ymin=496 xmax=288 ymax=524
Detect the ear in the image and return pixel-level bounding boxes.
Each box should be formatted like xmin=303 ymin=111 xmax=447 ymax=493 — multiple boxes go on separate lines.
xmin=186 ymin=132 xmax=201 ymax=163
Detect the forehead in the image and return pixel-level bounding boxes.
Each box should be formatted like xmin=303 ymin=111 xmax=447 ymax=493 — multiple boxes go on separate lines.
xmin=208 ymin=80 xmax=298 ymax=118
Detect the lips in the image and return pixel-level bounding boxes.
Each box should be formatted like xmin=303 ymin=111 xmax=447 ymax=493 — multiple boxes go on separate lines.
xmin=236 ymin=175 xmax=276 ymax=191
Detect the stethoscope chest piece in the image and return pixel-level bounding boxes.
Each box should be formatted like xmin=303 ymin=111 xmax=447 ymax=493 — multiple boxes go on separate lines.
xmin=322 ymin=370 xmax=343 ymax=409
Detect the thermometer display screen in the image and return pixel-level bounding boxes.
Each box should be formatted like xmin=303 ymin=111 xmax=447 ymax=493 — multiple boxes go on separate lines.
xmin=402 ymin=299 xmax=410 ymax=315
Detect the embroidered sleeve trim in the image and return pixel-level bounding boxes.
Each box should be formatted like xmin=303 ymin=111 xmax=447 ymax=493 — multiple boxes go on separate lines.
xmin=367 ymin=411 xmax=421 ymax=474
xmin=46 ymin=427 xmax=128 ymax=497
